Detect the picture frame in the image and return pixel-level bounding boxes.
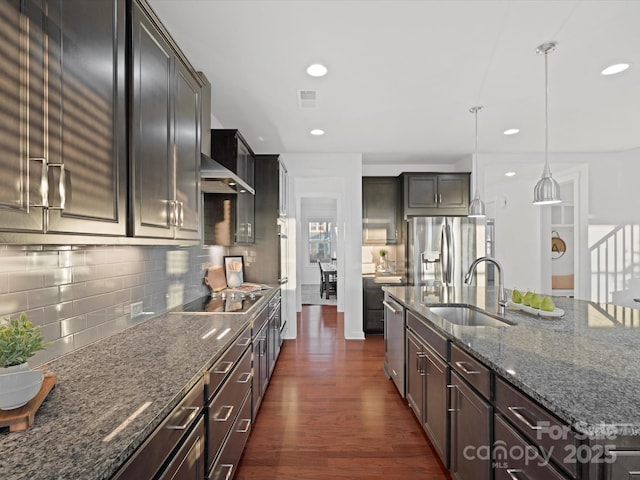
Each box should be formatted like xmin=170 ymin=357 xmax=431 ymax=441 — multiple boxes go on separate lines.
xmin=223 ymin=255 xmax=245 ymax=287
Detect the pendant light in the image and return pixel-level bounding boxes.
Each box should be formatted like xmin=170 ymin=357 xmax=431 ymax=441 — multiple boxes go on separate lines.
xmin=533 ymin=41 xmax=562 ymax=205
xmin=468 ymin=106 xmax=486 ymax=218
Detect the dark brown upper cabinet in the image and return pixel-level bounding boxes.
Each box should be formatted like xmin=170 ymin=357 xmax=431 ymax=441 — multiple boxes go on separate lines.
xmin=208 ymin=130 xmax=256 ymax=244
xmin=362 ymin=177 xmax=402 ymax=245
xmin=130 ymin=0 xmax=202 ymax=241
xmin=0 ymin=0 xmax=127 ymax=240
xmin=403 ymin=173 xmax=470 ymax=217
xmin=211 ymin=129 xmax=256 ymax=190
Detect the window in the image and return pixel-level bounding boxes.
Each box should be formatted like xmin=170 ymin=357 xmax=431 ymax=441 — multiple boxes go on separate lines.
xmin=308 ymin=220 xmax=333 ymax=263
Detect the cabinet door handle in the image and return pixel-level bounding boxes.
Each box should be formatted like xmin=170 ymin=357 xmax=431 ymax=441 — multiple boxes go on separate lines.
xmin=506 ymin=469 xmax=530 ymax=480
xmin=177 ymin=201 xmax=184 ymax=227
xmin=236 ymin=372 xmax=252 ymax=384
xmin=416 ymin=352 xmax=427 ymax=375
xmin=166 ymin=406 xmax=199 ymax=430
xmin=507 ymin=406 xmax=543 ymax=431
xmin=47 ymin=162 xmax=66 ymax=210
xmin=168 ymin=200 xmax=176 ymax=226
xmin=236 ymin=418 xmax=251 ymax=433
xmin=29 ymin=158 xmax=66 ymax=210
xmin=455 ymin=361 xmax=480 ymax=375
xmin=212 ymin=405 xmax=234 ymax=422
xmin=447 ymin=384 xmax=458 ymax=412
xmin=212 ymin=361 xmax=233 ymax=375
xmin=208 ymin=464 xmax=233 ymax=480
xmin=29 ymin=158 xmax=49 ymax=208
xmin=439 ymin=193 xmax=442 ymax=204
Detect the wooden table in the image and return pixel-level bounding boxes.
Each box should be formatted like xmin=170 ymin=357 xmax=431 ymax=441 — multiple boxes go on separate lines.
xmin=319 ymin=262 xmax=337 ymax=299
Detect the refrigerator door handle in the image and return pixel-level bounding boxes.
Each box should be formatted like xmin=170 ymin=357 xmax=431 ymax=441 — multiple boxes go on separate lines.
xmin=441 ymin=221 xmax=454 ymax=285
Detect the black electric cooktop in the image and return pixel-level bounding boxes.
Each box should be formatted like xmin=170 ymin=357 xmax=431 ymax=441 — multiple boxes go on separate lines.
xmin=178 ymin=291 xmax=261 ymax=314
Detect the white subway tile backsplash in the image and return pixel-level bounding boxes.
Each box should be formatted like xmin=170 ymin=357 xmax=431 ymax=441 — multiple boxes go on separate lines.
xmin=61 ymin=315 xmax=87 ymax=337
xmin=9 ymin=271 xmax=44 ymax=292
xmin=60 ymin=283 xmax=87 ymax=302
xmin=0 ymin=244 xmax=221 ymax=365
xmin=72 ymin=265 xmax=95 ymax=283
xmin=0 ymin=291 xmax=29 ymax=316
xmin=44 ymin=267 xmax=73 ymax=287
xmin=39 ymin=322 xmax=61 ymax=342
xmin=27 ymin=251 xmax=59 ymax=269
xmin=27 ymin=286 xmax=60 ymax=309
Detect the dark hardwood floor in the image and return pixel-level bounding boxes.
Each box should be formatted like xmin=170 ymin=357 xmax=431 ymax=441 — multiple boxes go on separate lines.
xmin=235 ymin=305 xmax=450 ymax=479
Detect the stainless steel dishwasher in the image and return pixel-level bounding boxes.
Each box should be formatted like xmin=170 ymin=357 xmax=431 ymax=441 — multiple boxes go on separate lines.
xmin=383 ymin=293 xmax=405 ymax=397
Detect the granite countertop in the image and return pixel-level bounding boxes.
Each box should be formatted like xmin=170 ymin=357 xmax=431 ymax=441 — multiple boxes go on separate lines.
xmin=384 ymin=285 xmax=640 ymax=438
xmin=0 ymin=288 xmax=278 ymax=480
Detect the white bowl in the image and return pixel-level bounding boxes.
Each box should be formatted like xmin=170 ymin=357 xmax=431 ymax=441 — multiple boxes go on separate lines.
xmin=0 ymin=370 xmax=44 ymax=410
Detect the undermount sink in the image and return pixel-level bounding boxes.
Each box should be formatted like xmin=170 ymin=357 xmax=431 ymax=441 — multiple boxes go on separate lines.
xmin=428 ymin=305 xmax=515 ymax=328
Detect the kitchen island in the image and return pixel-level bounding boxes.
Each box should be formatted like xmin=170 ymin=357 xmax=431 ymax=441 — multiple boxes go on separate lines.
xmin=0 ymin=288 xmax=279 ymax=480
xmin=384 ymin=285 xmax=640 ymax=479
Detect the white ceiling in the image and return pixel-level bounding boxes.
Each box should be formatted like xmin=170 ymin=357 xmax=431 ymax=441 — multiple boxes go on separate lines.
xmin=148 ymin=0 xmax=640 ymax=165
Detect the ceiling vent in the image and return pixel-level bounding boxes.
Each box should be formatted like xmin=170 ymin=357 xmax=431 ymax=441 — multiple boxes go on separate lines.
xmin=297 ymin=89 xmax=318 ymax=109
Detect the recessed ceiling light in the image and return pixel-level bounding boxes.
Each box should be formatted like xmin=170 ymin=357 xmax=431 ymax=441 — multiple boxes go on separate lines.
xmin=307 ymin=64 xmax=328 ymax=77
xmin=503 ymin=128 xmax=520 ymax=136
xmin=601 ymin=63 xmax=630 ymax=76
xmin=505 ymin=171 xmax=517 ymax=177
xmin=310 ymin=129 xmax=325 ymax=136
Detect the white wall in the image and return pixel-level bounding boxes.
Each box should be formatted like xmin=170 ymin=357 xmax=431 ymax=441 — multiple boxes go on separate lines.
xmin=485 ymin=174 xmax=543 ymax=292
xmin=281 ymin=153 xmax=364 ymax=340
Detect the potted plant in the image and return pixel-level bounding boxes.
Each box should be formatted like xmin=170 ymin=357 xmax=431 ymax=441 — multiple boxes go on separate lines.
xmin=0 ymin=313 xmax=48 ymax=373
xmin=378 ymin=249 xmax=389 ymax=272
xmin=0 ymin=314 xmax=48 ymax=410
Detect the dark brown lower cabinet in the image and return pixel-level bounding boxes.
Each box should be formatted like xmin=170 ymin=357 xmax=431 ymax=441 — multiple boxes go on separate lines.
xmin=449 ymin=371 xmax=492 ymax=480
xmin=209 ymin=391 xmax=252 ymax=480
xmin=406 ymin=328 xmax=449 ymax=467
xmin=112 ymin=379 xmax=204 ymax=480
xmin=424 ymin=346 xmax=449 ymax=464
xmin=158 ymin=418 xmax=206 ymax=480
xmin=494 ymin=414 xmax=569 ymax=480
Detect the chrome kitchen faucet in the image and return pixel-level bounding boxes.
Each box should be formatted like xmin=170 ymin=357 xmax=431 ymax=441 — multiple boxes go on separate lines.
xmin=465 ymin=256 xmax=507 ymax=316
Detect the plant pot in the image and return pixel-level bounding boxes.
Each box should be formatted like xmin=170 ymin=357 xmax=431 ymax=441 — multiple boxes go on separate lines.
xmin=0 ymin=363 xmax=44 ymax=410
xmin=0 ymin=362 xmax=30 ymax=375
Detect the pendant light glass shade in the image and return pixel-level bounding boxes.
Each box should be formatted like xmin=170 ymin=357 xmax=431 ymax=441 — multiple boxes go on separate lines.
xmin=468 ymin=106 xmax=486 ymax=218
xmin=533 ymin=42 xmax=561 ymax=205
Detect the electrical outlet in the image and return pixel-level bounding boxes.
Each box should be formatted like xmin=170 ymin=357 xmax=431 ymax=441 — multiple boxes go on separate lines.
xmin=130 ymin=301 xmax=144 ymax=320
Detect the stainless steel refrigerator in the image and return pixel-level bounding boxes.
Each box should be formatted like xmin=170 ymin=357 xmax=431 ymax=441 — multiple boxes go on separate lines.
xmin=407 ymin=217 xmax=485 ymax=288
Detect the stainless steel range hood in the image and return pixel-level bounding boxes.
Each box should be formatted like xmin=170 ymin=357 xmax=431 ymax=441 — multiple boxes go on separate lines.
xmin=200 ymin=153 xmax=255 ymax=195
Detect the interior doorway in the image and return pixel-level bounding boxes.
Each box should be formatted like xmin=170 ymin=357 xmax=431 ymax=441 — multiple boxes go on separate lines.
xmin=544 ymin=166 xmax=588 ymax=299
xmin=299 ymin=197 xmax=338 ymax=306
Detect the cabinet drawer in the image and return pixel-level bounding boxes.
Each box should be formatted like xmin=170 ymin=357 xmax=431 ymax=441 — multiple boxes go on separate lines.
xmin=494 ymin=414 xmax=569 ymax=480
xmin=113 ymin=378 xmax=204 ymax=480
xmin=406 ymin=311 xmax=448 ymax=360
xmin=206 ymin=324 xmax=251 ymax=400
xmin=209 ymin=391 xmax=252 ymax=480
xmin=450 ymin=343 xmax=491 ymax=399
xmin=495 ymin=376 xmax=578 ymax=477
xmin=252 ymin=306 xmax=269 ymax=337
xmin=207 ymin=347 xmax=252 ymax=470
xmin=157 ymin=416 xmax=205 ymax=480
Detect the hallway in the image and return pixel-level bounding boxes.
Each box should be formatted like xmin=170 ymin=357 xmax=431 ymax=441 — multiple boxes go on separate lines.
xmin=235 ymin=305 xmax=450 ymax=479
